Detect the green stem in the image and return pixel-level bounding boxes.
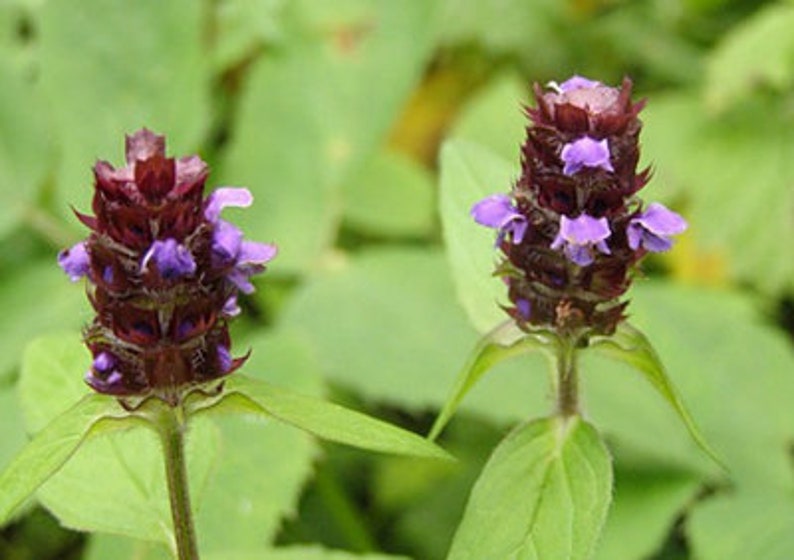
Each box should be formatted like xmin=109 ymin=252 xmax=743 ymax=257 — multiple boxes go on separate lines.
xmin=556 ymin=338 xmax=579 ymax=417
xmin=159 ymin=406 xmax=200 ymax=560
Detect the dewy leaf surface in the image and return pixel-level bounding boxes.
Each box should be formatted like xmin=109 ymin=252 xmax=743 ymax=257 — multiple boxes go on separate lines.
xmin=448 ymin=416 xmax=612 ymax=560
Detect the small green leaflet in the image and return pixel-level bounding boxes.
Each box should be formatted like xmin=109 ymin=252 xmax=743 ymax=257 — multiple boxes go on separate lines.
xmin=198 ymin=375 xmax=452 ymax=461
xmin=590 ymin=322 xmax=725 ymax=470
xmin=0 ymin=393 xmax=146 ymax=525
xmin=447 ymin=415 xmax=613 ymax=560
xmin=429 ymin=320 xmax=556 ymax=440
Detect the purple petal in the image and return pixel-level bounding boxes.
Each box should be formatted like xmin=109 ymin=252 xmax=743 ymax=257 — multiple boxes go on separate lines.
xmin=516 ymin=299 xmax=531 ymax=320
xmin=228 ymin=270 xmax=256 ymax=294
xmin=557 ymin=75 xmax=602 ymax=92
xmin=552 ymin=214 xmax=612 ymax=266
xmin=561 ymin=137 xmax=614 ymax=176
xmin=58 ymin=241 xmax=91 ymax=282
xmin=93 ymin=352 xmax=116 ymax=373
xmin=471 ymin=195 xmax=516 ymax=228
xmin=471 ymin=194 xmax=528 ymax=244
xmin=222 ymin=296 xmax=241 ymax=317
xmin=141 ymin=238 xmax=196 ymax=279
xmin=204 ymin=187 xmax=253 ymax=222
xmin=217 ymin=344 xmax=232 ymax=373
xmin=627 ymin=203 xmax=687 ymax=252
xmin=634 ymin=203 xmax=687 ymax=236
xmin=559 ymin=214 xmax=611 ymax=245
xmin=238 ymin=241 xmax=278 ymax=265
xmin=212 ymin=220 xmax=244 ymax=265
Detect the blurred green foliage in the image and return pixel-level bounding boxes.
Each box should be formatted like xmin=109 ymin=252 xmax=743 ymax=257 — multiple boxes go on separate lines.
xmin=1 ymin=0 xmax=793 ymax=559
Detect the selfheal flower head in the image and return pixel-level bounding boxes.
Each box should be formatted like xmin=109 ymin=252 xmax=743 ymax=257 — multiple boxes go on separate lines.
xmin=59 ymin=129 xmax=276 ymax=403
xmin=471 ymin=76 xmax=684 ymax=337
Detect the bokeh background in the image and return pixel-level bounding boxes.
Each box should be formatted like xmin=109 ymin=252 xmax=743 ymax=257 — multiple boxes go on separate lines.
xmin=1 ymin=0 xmax=793 ymax=559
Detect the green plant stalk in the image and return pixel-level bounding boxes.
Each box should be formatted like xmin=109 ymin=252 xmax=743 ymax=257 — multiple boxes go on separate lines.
xmin=159 ymin=405 xmax=200 ymax=560
xmin=556 ymin=338 xmax=579 ymax=417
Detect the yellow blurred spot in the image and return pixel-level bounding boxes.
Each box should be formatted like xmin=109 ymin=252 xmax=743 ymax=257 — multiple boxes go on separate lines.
xmin=327 ymin=136 xmax=352 ymax=166
xmin=666 ymin=229 xmax=730 ymax=287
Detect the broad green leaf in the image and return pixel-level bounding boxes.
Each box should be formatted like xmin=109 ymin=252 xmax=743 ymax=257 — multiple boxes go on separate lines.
xmin=19 ymin=334 xmax=218 ymax=546
xmin=0 ymin=386 xmax=27 ymax=485
xmin=0 ymin=54 xmax=50 ymax=239
xmin=38 ymin=0 xmax=211 ymax=221
xmin=342 ymin=149 xmax=435 ymax=238
xmin=85 ymin=534 xmax=171 ymax=560
xmin=0 ymin=260 xmax=87 ymax=380
xmin=688 ymin=492 xmax=794 ymax=560
xmin=279 ymin=248 xmax=551 ymax=422
xmin=0 ymin=392 xmax=135 ymax=526
xmin=201 ymin=375 xmax=451 ymax=461
xmin=439 ymin=139 xmax=517 ymax=332
xmin=429 ymin=320 xmax=556 ymax=440
xmin=222 ymin=0 xmax=436 ymax=274
xmin=594 ymin=468 xmax=700 ymax=560
xmin=450 ymin=73 xmax=527 ymax=162
xmin=642 ymin=93 xmax=794 ymax=292
xmin=196 ymin=330 xmax=321 ymax=552
xmin=211 ymin=0 xmax=287 ymax=70
xmin=582 ymin=282 xmax=794 ymax=486
xmin=590 ymin=322 xmax=724 ymax=470
xmin=205 ymin=546 xmax=410 ymax=560
xmin=448 ymin=416 xmax=612 ymax=560
xmin=705 ymin=3 xmax=794 ymax=111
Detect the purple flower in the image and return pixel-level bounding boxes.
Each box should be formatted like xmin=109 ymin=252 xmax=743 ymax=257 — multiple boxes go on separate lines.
xmin=555 ymin=75 xmax=601 ymax=92
xmin=210 ymin=220 xmax=277 ymax=293
xmin=85 ymin=352 xmax=123 ymax=393
xmin=58 ymin=242 xmax=90 ymax=281
xmin=471 ymin=194 xmax=528 ymax=245
xmin=516 ymin=299 xmax=531 ymax=320
xmin=217 ymin=344 xmax=232 ymax=373
xmin=627 ymin=203 xmax=687 ymax=252
xmin=222 ymin=296 xmax=241 ymax=317
xmin=211 ymin=220 xmax=244 ymax=265
xmin=141 ymin=238 xmax=197 ymax=279
xmin=205 ymin=187 xmax=253 ymax=223
xmin=551 ymin=214 xmax=611 ymax=266
xmin=560 ymin=137 xmax=614 ymax=176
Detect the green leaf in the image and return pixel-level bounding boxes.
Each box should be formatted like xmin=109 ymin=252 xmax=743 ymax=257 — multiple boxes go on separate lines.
xmin=450 ymin=72 xmax=527 ymax=162
xmin=195 ymin=330 xmax=321 ymax=552
xmin=0 ymin=260 xmax=87 ymax=380
xmin=594 ymin=468 xmax=700 ymax=560
xmin=279 ymin=248 xmax=551 ymax=422
xmin=429 ymin=320 xmax=556 ymax=440
xmin=18 ymin=334 xmax=218 ymax=545
xmin=705 ymin=3 xmax=794 ymax=111
xmin=448 ymin=416 xmax=612 ymax=560
xmin=688 ymin=492 xmax=794 ymax=560
xmin=0 ymin=391 xmax=137 ymax=526
xmin=590 ymin=322 xmax=724 ymax=470
xmin=0 ymin=54 xmax=50 ymax=239
xmin=38 ymin=0 xmax=212 ymax=221
xmin=204 ymin=546 xmax=410 ymax=560
xmin=200 ymin=375 xmax=451 ymax=461
xmin=642 ymin=93 xmax=794 ymax=292
xmin=439 ymin=139 xmax=517 ymax=332
xmin=222 ymin=0 xmax=436 ymax=274
xmin=342 ymin=149 xmax=435 ymax=238
xmin=211 ymin=0 xmax=287 ymax=70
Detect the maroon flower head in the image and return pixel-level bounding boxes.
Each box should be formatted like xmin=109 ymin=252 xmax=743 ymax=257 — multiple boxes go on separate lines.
xmin=471 ymin=76 xmax=686 ymax=337
xmin=58 ymin=129 xmax=276 ymax=402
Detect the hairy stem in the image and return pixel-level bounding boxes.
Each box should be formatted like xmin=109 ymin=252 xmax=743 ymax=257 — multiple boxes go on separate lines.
xmin=556 ymin=338 xmax=579 ymax=417
xmin=159 ymin=406 xmax=200 ymax=560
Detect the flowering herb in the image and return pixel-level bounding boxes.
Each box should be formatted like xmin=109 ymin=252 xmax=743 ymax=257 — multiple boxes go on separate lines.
xmin=57 ymin=129 xmax=276 ymax=404
xmin=470 ymin=75 xmax=686 ymax=337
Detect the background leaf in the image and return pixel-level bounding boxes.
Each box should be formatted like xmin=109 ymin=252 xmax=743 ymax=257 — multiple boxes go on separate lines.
xmin=448 ymin=416 xmax=612 ymax=560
